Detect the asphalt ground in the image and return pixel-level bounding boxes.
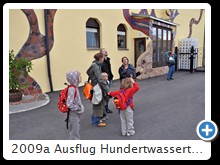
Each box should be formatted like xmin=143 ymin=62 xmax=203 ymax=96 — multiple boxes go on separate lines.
xmin=9 ymin=71 xmax=205 ymax=140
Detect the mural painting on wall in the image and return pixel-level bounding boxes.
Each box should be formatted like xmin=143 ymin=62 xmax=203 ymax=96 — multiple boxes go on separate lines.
xmin=123 ymin=9 xmax=153 ymax=38
xmin=187 ymin=9 xmax=203 ymax=38
xmin=15 ymin=9 xmax=57 ymax=95
xmin=123 ymin=9 xmax=203 ymax=79
xmin=123 ymin=9 xmax=179 ymax=79
xmin=165 ymin=9 xmax=179 ymax=39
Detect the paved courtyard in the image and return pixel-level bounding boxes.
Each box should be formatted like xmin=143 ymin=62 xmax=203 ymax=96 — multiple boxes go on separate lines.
xmin=9 ymin=71 xmax=205 ymax=140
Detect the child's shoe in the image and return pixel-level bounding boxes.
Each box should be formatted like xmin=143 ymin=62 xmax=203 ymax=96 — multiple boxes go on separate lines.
xmin=122 ymin=132 xmax=131 ymax=136
xmin=97 ymin=121 xmax=106 ymax=127
xmin=101 ymin=116 xmax=109 ymax=121
xmin=128 ymin=131 xmax=135 ymax=136
xmin=122 ymin=132 xmax=126 ymax=136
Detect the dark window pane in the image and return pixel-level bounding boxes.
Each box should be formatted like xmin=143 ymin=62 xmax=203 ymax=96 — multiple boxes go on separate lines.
xmin=158 ymin=29 xmax=162 ymax=63
xmin=86 ymin=18 xmax=99 ymax=28
xmin=152 ymin=26 xmax=172 ymax=67
xmin=117 ymin=24 xmax=127 ymax=49
xmin=117 ymin=31 xmax=126 ymax=48
xmin=117 ymin=24 xmax=126 ymax=31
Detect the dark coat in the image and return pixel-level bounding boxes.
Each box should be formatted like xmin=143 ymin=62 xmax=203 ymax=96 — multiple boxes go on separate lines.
xmin=101 ymin=57 xmax=114 ymax=81
xmin=118 ymin=64 xmax=136 ymax=81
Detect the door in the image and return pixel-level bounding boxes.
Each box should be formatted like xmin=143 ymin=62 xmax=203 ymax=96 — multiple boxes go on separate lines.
xmin=134 ymin=38 xmax=146 ymax=67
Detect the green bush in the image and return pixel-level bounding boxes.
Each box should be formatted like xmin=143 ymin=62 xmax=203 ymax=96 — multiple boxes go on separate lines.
xmin=9 ymin=50 xmax=32 ymax=92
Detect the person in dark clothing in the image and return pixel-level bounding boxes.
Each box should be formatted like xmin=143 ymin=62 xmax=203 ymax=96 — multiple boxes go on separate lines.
xmin=100 ymin=48 xmax=114 ymax=86
xmin=100 ymin=48 xmax=114 ymax=114
xmin=118 ymin=56 xmax=143 ymax=82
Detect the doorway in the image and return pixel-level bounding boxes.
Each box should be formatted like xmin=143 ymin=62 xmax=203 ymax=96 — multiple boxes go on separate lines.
xmin=134 ymin=37 xmax=146 ymax=67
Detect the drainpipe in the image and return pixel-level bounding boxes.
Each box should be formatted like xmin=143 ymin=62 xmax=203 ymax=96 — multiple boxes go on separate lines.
xmin=44 ymin=9 xmax=53 ymax=92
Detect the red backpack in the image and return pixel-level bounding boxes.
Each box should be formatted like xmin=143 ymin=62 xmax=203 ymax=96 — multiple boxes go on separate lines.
xmin=113 ymin=89 xmax=132 ymax=110
xmin=57 ymin=83 xmax=77 ymax=113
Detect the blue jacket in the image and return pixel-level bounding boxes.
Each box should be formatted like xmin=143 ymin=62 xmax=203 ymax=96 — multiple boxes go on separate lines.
xmin=118 ymin=64 xmax=136 ymax=81
xmin=166 ymin=52 xmax=177 ymax=66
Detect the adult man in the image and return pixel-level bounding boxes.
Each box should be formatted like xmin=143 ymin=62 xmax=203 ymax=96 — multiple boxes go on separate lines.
xmin=166 ymin=51 xmax=177 ymax=80
xmin=100 ymin=48 xmax=114 ymax=86
xmin=100 ymin=48 xmax=114 ymax=113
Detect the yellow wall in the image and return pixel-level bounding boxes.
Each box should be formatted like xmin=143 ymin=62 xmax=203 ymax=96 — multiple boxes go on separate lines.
xmin=9 ymin=9 xmax=205 ymax=93
xmin=52 ymin=9 xmax=138 ymax=92
xmin=174 ymin=9 xmax=205 ymax=48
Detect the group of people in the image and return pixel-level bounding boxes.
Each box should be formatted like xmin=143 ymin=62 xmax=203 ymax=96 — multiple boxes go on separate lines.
xmin=65 ymin=48 xmax=176 ymax=140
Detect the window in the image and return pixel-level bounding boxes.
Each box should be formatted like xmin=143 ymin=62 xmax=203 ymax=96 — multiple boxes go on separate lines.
xmin=152 ymin=25 xmax=173 ymax=67
xmin=86 ymin=18 xmax=100 ymax=48
xmin=117 ymin=24 xmax=127 ymax=49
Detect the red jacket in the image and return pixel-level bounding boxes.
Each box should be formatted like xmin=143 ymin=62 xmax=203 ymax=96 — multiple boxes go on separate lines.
xmin=109 ymin=82 xmax=140 ymax=110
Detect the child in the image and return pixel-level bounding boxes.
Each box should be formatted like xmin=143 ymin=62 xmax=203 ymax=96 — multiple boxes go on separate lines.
xmin=66 ymin=70 xmax=84 ymax=140
xmin=108 ymin=77 xmax=140 ymax=136
xmin=101 ymin=72 xmax=113 ymax=114
xmin=101 ymin=72 xmax=111 ymax=121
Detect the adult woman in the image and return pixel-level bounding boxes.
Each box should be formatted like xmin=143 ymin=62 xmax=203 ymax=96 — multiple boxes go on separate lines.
xmin=86 ymin=52 xmax=110 ymax=127
xmin=118 ymin=56 xmax=143 ymax=82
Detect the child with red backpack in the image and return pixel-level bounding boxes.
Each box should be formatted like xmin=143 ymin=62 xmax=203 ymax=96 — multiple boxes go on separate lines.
xmin=66 ymin=70 xmax=84 ymax=140
xmin=108 ymin=77 xmax=140 ymax=136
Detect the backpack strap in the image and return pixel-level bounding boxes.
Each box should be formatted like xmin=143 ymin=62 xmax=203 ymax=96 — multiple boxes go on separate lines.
xmin=65 ymin=84 xmax=77 ymax=129
xmin=126 ymin=97 xmax=132 ymax=107
xmin=66 ymin=108 xmax=71 ymax=129
xmin=87 ymin=76 xmax=90 ymax=83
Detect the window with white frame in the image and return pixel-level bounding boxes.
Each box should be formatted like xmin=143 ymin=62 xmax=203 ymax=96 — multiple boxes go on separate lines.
xmin=86 ymin=18 xmax=100 ymax=48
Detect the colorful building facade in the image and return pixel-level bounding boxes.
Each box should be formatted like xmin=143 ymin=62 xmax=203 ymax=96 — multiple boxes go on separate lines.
xmin=9 ymin=8 xmax=205 ymax=94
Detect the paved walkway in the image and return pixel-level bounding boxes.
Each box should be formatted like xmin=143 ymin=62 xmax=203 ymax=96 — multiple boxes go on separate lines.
xmin=9 ymin=71 xmax=205 ymax=140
